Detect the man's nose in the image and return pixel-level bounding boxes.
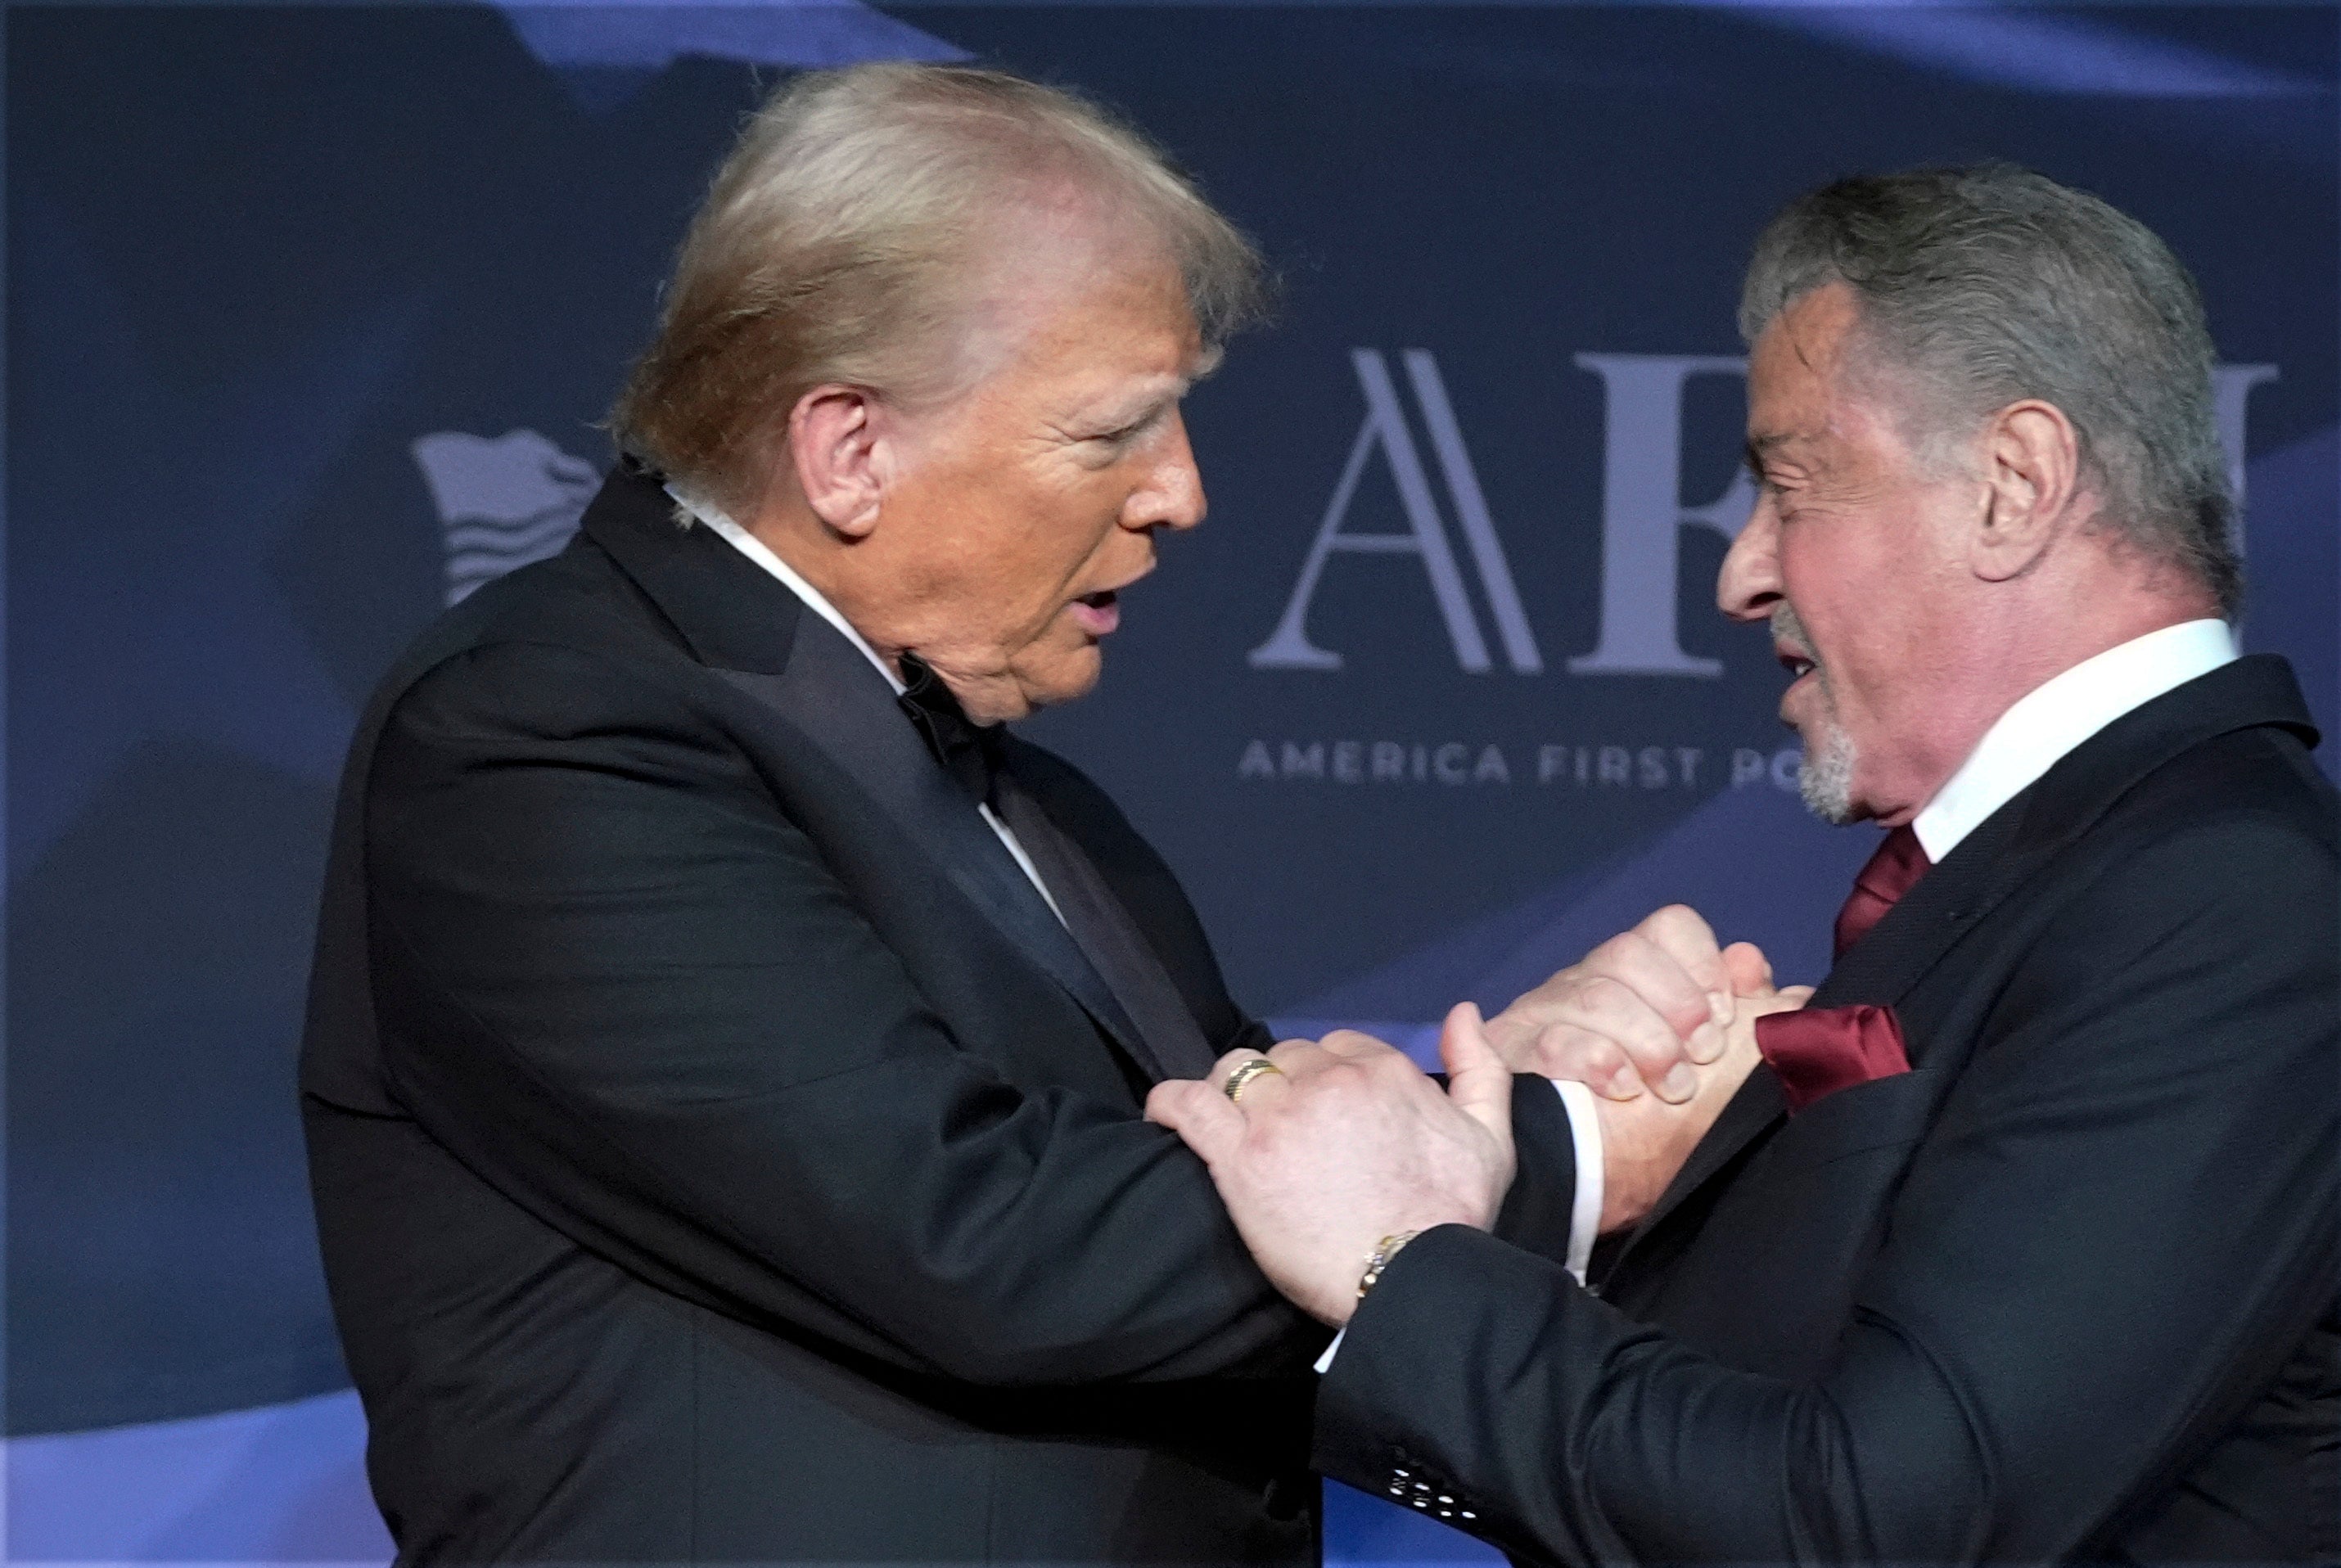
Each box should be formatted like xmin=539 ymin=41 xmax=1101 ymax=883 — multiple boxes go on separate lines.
xmin=1717 ymin=497 xmax=1782 ymax=623
xmin=1128 ymin=411 xmax=1207 ymax=533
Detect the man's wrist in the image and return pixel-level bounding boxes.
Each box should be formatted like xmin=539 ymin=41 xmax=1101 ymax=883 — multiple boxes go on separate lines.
xmin=1356 ymin=1229 xmax=1422 ymax=1300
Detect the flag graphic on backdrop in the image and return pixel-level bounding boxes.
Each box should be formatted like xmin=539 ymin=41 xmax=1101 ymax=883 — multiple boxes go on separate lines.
xmin=413 ymin=429 xmax=600 ymax=604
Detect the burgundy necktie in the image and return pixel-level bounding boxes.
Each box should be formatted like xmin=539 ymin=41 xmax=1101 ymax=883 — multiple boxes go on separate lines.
xmin=1757 ymin=826 xmax=1931 ymax=1113
xmin=1833 ymin=825 xmax=1930 ymax=958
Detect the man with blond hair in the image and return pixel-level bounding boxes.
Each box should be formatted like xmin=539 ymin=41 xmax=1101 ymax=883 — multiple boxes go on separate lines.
xmin=302 ymin=63 xmax=1622 ymax=1561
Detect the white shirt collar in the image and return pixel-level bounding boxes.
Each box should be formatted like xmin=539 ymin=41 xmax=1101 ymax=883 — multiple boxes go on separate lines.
xmin=1910 ymin=619 xmax=2239 ymax=862
xmin=666 ymin=485 xmax=907 ymax=696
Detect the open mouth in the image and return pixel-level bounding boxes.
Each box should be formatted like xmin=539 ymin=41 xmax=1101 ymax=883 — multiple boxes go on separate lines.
xmin=1775 ymin=647 xmax=1817 ymax=681
xmin=1069 ymin=589 xmax=1121 ymax=636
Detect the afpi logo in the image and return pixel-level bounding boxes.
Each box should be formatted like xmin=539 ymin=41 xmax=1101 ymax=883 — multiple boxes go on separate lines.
xmin=1252 ymin=351 xmax=2277 ymax=679
xmin=413 ymin=429 xmax=599 ymax=605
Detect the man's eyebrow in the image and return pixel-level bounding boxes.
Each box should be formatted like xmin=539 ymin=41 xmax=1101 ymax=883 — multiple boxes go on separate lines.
xmin=1067 ymin=353 xmax=1216 ymax=435
xmin=1068 ymin=377 xmax=1184 ymax=436
xmin=1743 ymin=432 xmax=1790 ymax=475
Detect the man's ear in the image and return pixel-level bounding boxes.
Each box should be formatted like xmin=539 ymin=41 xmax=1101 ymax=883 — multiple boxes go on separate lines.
xmin=788 ymin=385 xmax=887 ymax=539
xmin=1971 ymin=399 xmax=2080 ymax=583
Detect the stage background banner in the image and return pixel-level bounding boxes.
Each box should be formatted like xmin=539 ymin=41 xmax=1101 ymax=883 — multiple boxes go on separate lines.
xmin=7 ymin=2 xmax=2333 ymax=1557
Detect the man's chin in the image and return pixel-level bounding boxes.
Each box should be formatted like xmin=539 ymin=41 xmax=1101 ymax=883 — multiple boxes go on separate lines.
xmin=1023 ymin=650 xmax=1105 ymax=713
xmin=1797 ymin=728 xmax=1860 ymax=824
xmin=963 ymin=649 xmax=1103 ymax=724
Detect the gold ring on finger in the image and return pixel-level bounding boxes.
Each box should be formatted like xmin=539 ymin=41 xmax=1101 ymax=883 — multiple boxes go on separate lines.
xmin=1223 ymin=1058 xmax=1285 ymax=1103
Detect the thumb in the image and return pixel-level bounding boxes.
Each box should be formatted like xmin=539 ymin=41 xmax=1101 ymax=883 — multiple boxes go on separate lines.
xmin=1721 ymin=941 xmax=1775 ymax=997
xmin=1144 ymin=1079 xmax=1248 ymax=1166
xmin=1439 ymin=1002 xmax=1515 ymax=1143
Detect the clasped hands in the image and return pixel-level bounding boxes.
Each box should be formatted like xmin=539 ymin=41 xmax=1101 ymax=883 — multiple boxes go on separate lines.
xmin=1144 ymin=905 xmax=1812 ymax=1325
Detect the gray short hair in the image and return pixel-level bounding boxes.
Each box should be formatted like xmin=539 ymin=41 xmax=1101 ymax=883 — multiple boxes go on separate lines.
xmin=1740 ymin=164 xmax=2238 ymax=613
xmin=611 ymin=63 xmax=1267 ymax=513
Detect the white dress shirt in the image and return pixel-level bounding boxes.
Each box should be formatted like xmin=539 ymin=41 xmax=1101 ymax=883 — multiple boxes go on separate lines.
xmin=1911 ymin=619 xmax=2238 ymax=860
xmin=672 ymin=489 xmax=1067 ymax=926
xmin=1323 ymin=619 xmax=2238 ymax=1371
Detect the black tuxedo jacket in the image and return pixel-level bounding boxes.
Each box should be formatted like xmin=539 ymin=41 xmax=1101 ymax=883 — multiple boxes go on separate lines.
xmin=1315 ymin=655 xmax=2339 ymax=1562
xmin=300 ymin=464 xmax=1578 ymax=1562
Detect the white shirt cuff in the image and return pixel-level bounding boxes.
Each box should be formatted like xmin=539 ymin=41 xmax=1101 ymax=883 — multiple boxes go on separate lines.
xmin=1553 ymin=1079 xmax=1604 ymax=1286
xmin=1315 ymin=1076 xmax=1606 ymax=1377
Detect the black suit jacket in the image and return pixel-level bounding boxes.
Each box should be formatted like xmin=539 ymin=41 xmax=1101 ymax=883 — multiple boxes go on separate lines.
xmin=1313 ymin=654 xmax=2339 ymax=1562
xmin=300 ymin=463 xmax=1579 ymax=1561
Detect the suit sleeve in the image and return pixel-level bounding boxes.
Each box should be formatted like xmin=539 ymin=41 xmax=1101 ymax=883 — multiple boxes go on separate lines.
xmin=1312 ymin=809 xmax=2339 ymax=1561
xmin=362 ymin=639 xmax=1328 ymax=1387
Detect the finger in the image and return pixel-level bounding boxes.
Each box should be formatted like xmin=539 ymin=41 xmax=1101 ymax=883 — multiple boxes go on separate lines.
xmin=1143 ymin=1079 xmax=1248 ymax=1164
xmin=1204 ymin=1048 xmax=1270 ymax=1096
xmin=1635 ymin=905 xmax=1734 ymax=1030
xmin=1439 ymin=1003 xmax=1516 ymax=1146
xmin=1739 ymin=985 xmax=1815 ymax=1022
xmin=1316 ymin=1029 xmax=1399 ymax=1061
xmin=1581 ymin=925 xmax=1720 ymax=1058
xmin=1568 ymin=975 xmax=1704 ymax=1102
xmin=1721 ymin=941 xmax=1775 ymax=997
xmin=1525 ymin=1021 xmax=1646 ymax=1102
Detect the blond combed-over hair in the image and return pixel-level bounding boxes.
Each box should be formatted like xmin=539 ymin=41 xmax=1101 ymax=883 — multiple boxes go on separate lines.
xmin=610 ymin=63 xmax=1267 ymax=514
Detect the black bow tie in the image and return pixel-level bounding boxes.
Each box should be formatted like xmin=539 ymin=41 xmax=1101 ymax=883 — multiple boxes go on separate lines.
xmin=897 ymin=653 xmax=1005 ymax=809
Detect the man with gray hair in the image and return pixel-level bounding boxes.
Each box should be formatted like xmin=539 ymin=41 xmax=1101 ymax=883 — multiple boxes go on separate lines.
xmin=300 ymin=62 xmax=1608 ymax=1561
xmin=1152 ymin=164 xmax=2338 ymax=1561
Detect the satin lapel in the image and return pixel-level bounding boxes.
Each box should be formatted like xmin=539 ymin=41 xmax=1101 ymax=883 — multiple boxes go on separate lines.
xmin=577 ymin=461 xmax=1152 ymax=1069
xmin=713 ymin=624 xmax=1150 ymax=1069
xmin=1613 ymin=654 xmax=2317 ymax=1272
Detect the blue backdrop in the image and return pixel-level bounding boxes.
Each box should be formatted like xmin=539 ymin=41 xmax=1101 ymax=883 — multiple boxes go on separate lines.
xmin=7 ymin=2 xmax=2334 ymax=1557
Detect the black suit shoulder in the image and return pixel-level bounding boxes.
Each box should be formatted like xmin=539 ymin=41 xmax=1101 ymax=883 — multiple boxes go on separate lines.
xmin=385 ymin=531 xmax=732 ymax=701
xmin=2086 ymin=710 xmax=2336 ymax=858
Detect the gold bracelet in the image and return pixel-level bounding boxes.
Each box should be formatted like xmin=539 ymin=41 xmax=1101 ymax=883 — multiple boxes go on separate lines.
xmin=1356 ymin=1230 xmax=1422 ymax=1300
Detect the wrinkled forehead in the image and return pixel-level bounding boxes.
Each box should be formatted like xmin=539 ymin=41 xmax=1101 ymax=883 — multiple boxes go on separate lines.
xmin=1745 ymin=283 xmax=1914 ymax=466
xmin=950 ymin=220 xmax=1207 ymax=400
xmin=1749 ymin=283 xmax=1862 ymax=400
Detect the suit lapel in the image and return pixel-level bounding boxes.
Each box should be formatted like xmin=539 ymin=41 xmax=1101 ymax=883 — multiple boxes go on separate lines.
xmin=578 ymin=466 xmax=1156 ymax=1075
xmin=1623 ymin=1066 xmax=1785 ymax=1250
xmin=714 ymin=644 xmax=1152 ymax=1066
xmin=1613 ymin=655 xmax=2320 ymax=1273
